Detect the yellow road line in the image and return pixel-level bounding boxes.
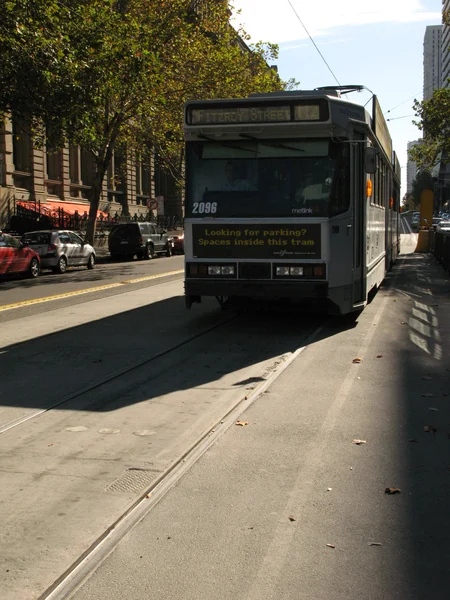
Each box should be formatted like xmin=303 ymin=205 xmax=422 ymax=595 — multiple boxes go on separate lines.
xmin=0 ymin=269 xmax=184 ymax=313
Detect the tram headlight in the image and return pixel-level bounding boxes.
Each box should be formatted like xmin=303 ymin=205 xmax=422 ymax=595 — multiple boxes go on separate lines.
xmin=276 ymin=266 xmax=290 ymax=276
xmin=208 ymin=266 xmax=221 ymax=276
xmin=221 ymin=266 xmax=235 ymax=276
xmin=290 ymin=267 xmax=304 ymax=276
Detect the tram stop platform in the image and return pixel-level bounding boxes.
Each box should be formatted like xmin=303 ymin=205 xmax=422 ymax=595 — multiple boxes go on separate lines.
xmin=69 ymin=231 xmax=450 ymax=600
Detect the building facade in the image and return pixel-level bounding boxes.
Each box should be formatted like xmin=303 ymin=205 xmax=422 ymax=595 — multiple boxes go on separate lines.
xmin=0 ymin=115 xmax=181 ymax=231
xmin=423 ymin=25 xmax=442 ymax=100
xmin=406 ymin=140 xmax=421 ymax=195
xmin=442 ymin=0 xmax=450 ymax=88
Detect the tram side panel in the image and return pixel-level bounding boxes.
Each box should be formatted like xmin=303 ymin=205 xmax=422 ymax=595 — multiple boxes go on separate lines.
xmin=366 ymin=200 xmax=387 ymax=294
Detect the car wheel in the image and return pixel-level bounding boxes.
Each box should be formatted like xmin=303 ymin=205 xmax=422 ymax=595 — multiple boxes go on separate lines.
xmin=87 ymin=254 xmax=95 ymax=269
xmin=53 ymin=256 xmax=67 ymax=274
xmin=143 ymin=244 xmax=154 ymax=260
xmin=166 ymin=243 xmax=173 ymax=257
xmin=28 ymin=257 xmax=40 ymax=278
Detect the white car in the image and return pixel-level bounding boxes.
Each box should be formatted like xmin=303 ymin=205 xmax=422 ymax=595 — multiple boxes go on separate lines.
xmin=437 ymin=220 xmax=450 ymax=233
xmin=21 ymin=230 xmax=95 ymax=273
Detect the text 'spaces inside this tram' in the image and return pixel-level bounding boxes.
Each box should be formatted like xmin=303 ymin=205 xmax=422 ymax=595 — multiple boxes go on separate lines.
xmin=183 ymin=86 xmax=400 ymax=315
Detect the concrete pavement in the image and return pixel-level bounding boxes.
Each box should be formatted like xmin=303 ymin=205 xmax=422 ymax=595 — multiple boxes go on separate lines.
xmin=69 ymin=236 xmax=450 ymax=600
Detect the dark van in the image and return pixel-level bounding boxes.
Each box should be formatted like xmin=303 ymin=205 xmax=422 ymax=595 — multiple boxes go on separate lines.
xmin=108 ymin=222 xmax=173 ymax=260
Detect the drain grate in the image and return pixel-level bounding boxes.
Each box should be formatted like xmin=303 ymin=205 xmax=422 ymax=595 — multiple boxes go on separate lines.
xmin=106 ymin=468 xmax=157 ymax=494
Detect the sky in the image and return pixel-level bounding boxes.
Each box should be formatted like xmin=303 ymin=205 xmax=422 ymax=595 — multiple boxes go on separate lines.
xmin=230 ymin=0 xmax=443 ymax=195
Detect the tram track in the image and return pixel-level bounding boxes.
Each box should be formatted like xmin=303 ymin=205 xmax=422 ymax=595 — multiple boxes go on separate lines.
xmin=36 ymin=318 xmax=327 ymax=600
xmin=1 ymin=302 xmax=326 ymax=600
xmin=0 ymin=315 xmax=236 ymax=437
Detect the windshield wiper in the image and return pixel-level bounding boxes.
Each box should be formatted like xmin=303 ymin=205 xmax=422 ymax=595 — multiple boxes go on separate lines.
xmin=239 ymin=133 xmax=304 ymax=153
xmin=198 ymin=133 xmax=259 ymax=154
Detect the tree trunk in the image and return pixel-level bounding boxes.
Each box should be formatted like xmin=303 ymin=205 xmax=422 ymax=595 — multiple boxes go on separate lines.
xmin=85 ymin=166 xmax=107 ymax=245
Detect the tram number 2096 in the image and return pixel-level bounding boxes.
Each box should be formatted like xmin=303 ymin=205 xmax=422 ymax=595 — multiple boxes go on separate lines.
xmin=192 ymin=202 xmax=218 ymax=214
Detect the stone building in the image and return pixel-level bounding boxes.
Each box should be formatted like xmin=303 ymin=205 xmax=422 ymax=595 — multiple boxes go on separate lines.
xmin=0 ymin=115 xmax=182 ymax=230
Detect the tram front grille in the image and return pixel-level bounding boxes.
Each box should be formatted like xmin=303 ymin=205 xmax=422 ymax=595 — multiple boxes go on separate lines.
xmin=238 ymin=263 xmax=272 ymax=280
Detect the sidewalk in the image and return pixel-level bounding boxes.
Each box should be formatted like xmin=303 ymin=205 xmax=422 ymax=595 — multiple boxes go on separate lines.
xmin=70 ymin=241 xmax=450 ymax=600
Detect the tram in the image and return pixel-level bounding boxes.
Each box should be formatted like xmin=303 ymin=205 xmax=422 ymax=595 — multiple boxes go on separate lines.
xmin=183 ymin=86 xmax=400 ymax=315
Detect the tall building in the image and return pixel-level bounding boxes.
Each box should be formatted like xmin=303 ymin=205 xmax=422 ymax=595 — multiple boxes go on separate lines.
xmin=406 ymin=141 xmax=421 ymax=194
xmin=442 ymin=0 xmax=450 ymax=87
xmin=423 ymin=25 xmax=442 ymax=100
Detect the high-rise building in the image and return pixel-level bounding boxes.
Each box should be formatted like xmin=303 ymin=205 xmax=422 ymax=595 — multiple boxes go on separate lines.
xmin=406 ymin=141 xmax=421 ymax=194
xmin=423 ymin=25 xmax=442 ymax=100
xmin=442 ymin=0 xmax=450 ymax=87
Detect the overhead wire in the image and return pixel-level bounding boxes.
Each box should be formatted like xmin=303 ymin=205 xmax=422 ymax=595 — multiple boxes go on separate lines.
xmin=287 ymin=0 xmax=341 ymax=86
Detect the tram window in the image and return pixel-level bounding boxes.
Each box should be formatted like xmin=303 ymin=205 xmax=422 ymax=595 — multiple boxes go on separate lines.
xmin=330 ymin=145 xmax=350 ymax=216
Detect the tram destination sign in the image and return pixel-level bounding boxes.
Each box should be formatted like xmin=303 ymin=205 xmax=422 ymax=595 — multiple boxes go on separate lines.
xmin=189 ymin=106 xmax=291 ymax=125
xmin=192 ymin=224 xmax=321 ymax=259
xmin=188 ymin=103 xmax=325 ymax=125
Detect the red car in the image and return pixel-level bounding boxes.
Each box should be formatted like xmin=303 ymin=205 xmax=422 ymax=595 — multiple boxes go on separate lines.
xmin=0 ymin=232 xmax=40 ymax=279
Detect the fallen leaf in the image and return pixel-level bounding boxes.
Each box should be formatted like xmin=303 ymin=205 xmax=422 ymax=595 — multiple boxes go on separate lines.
xmin=424 ymin=425 xmax=437 ymax=433
xmin=235 ymin=421 xmax=248 ymax=427
xmin=421 ymin=393 xmax=436 ymax=398
xmin=326 ymin=543 xmax=336 ymax=548
xmin=288 ymin=516 xmax=296 ymax=522
xmin=48 ymin=443 xmax=53 ymax=447
xmin=352 ymin=357 xmax=362 ymax=363
xmin=422 ymin=376 xmax=433 ymax=381
xmin=408 ymin=438 xmax=419 ymax=443
xmin=146 ymin=493 xmax=152 ymax=498
xmin=376 ymin=354 xmax=383 ymax=358
xmin=327 ymin=487 xmax=332 ymax=491
xmin=385 ymin=487 xmax=401 ymax=494
xmin=428 ymin=407 xmax=439 ymax=412
xmin=401 ymin=321 xmax=407 ymax=325
xmin=368 ymin=542 xmax=382 ymax=546
xmin=352 ymin=439 xmax=367 ymax=445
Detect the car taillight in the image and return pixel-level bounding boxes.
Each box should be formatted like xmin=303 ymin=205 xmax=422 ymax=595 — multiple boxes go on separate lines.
xmin=138 ymin=237 xmax=143 ymax=244
xmin=47 ymin=244 xmax=57 ymax=252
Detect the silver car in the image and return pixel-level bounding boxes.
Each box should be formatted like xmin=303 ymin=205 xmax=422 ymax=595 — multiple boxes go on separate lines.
xmin=21 ymin=230 xmax=95 ymax=273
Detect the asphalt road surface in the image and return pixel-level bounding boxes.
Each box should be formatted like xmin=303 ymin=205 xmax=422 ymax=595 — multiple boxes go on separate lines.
xmin=1 ymin=230 xmax=450 ymax=600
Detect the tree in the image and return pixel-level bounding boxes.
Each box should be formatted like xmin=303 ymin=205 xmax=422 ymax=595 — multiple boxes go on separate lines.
xmin=0 ymin=0 xmax=286 ymax=243
xmin=409 ymin=10 xmax=450 ymax=171
xmin=411 ymin=169 xmax=434 ymax=208
xmin=409 ymin=88 xmax=450 ymax=171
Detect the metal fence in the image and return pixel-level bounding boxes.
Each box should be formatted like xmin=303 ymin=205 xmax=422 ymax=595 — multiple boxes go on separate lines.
xmin=430 ymin=230 xmax=450 ymax=274
xmin=8 ymin=201 xmax=183 ymax=235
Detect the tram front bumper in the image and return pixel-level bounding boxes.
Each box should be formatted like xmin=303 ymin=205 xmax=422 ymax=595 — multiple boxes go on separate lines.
xmin=185 ymin=279 xmax=328 ymax=300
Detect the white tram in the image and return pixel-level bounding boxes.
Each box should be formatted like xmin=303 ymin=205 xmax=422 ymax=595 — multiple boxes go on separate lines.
xmin=183 ymin=86 xmax=400 ymax=315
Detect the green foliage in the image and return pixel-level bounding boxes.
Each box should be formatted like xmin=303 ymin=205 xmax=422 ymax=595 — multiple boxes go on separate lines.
xmin=0 ymin=0 xmax=289 ymax=241
xmin=410 ymin=88 xmax=450 ymax=170
xmin=411 ymin=170 xmax=434 ymax=207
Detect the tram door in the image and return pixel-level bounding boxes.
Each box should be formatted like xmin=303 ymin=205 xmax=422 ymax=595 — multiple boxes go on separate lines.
xmin=351 ymin=137 xmax=365 ymax=304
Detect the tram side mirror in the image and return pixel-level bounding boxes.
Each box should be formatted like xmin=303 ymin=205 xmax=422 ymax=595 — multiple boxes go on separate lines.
xmin=364 ymin=147 xmax=376 ymax=174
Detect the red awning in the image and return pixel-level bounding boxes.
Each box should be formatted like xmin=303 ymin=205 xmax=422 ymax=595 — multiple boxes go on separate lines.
xmin=44 ymin=200 xmax=108 ymax=218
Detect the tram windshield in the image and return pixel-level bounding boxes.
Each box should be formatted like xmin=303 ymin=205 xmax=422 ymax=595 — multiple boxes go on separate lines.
xmin=186 ymin=138 xmax=349 ymax=218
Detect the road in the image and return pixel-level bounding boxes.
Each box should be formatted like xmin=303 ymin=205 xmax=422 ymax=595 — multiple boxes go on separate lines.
xmin=1 ymin=227 xmax=450 ymax=600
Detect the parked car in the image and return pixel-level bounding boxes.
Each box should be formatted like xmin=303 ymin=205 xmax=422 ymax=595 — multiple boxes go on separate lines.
xmin=21 ymin=230 xmax=95 ymax=273
xmin=431 ymin=217 xmax=443 ymax=230
xmin=437 ymin=220 xmax=450 ymax=232
xmin=168 ymin=229 xmax=184 ymax=254
xmin=0 ymin=231 xmax=40 ymax=279
xmin=108 ymin=222 xmax=173 ymax=260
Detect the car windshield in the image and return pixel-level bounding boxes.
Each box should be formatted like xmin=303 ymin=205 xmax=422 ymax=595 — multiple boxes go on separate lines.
xmin=110 ymin=224 xmax=139 ymax=238
xmin=22 ymin=232 xmax=51 ymax=244
xmin=186 ymin=138 xmax=350 ymax=218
